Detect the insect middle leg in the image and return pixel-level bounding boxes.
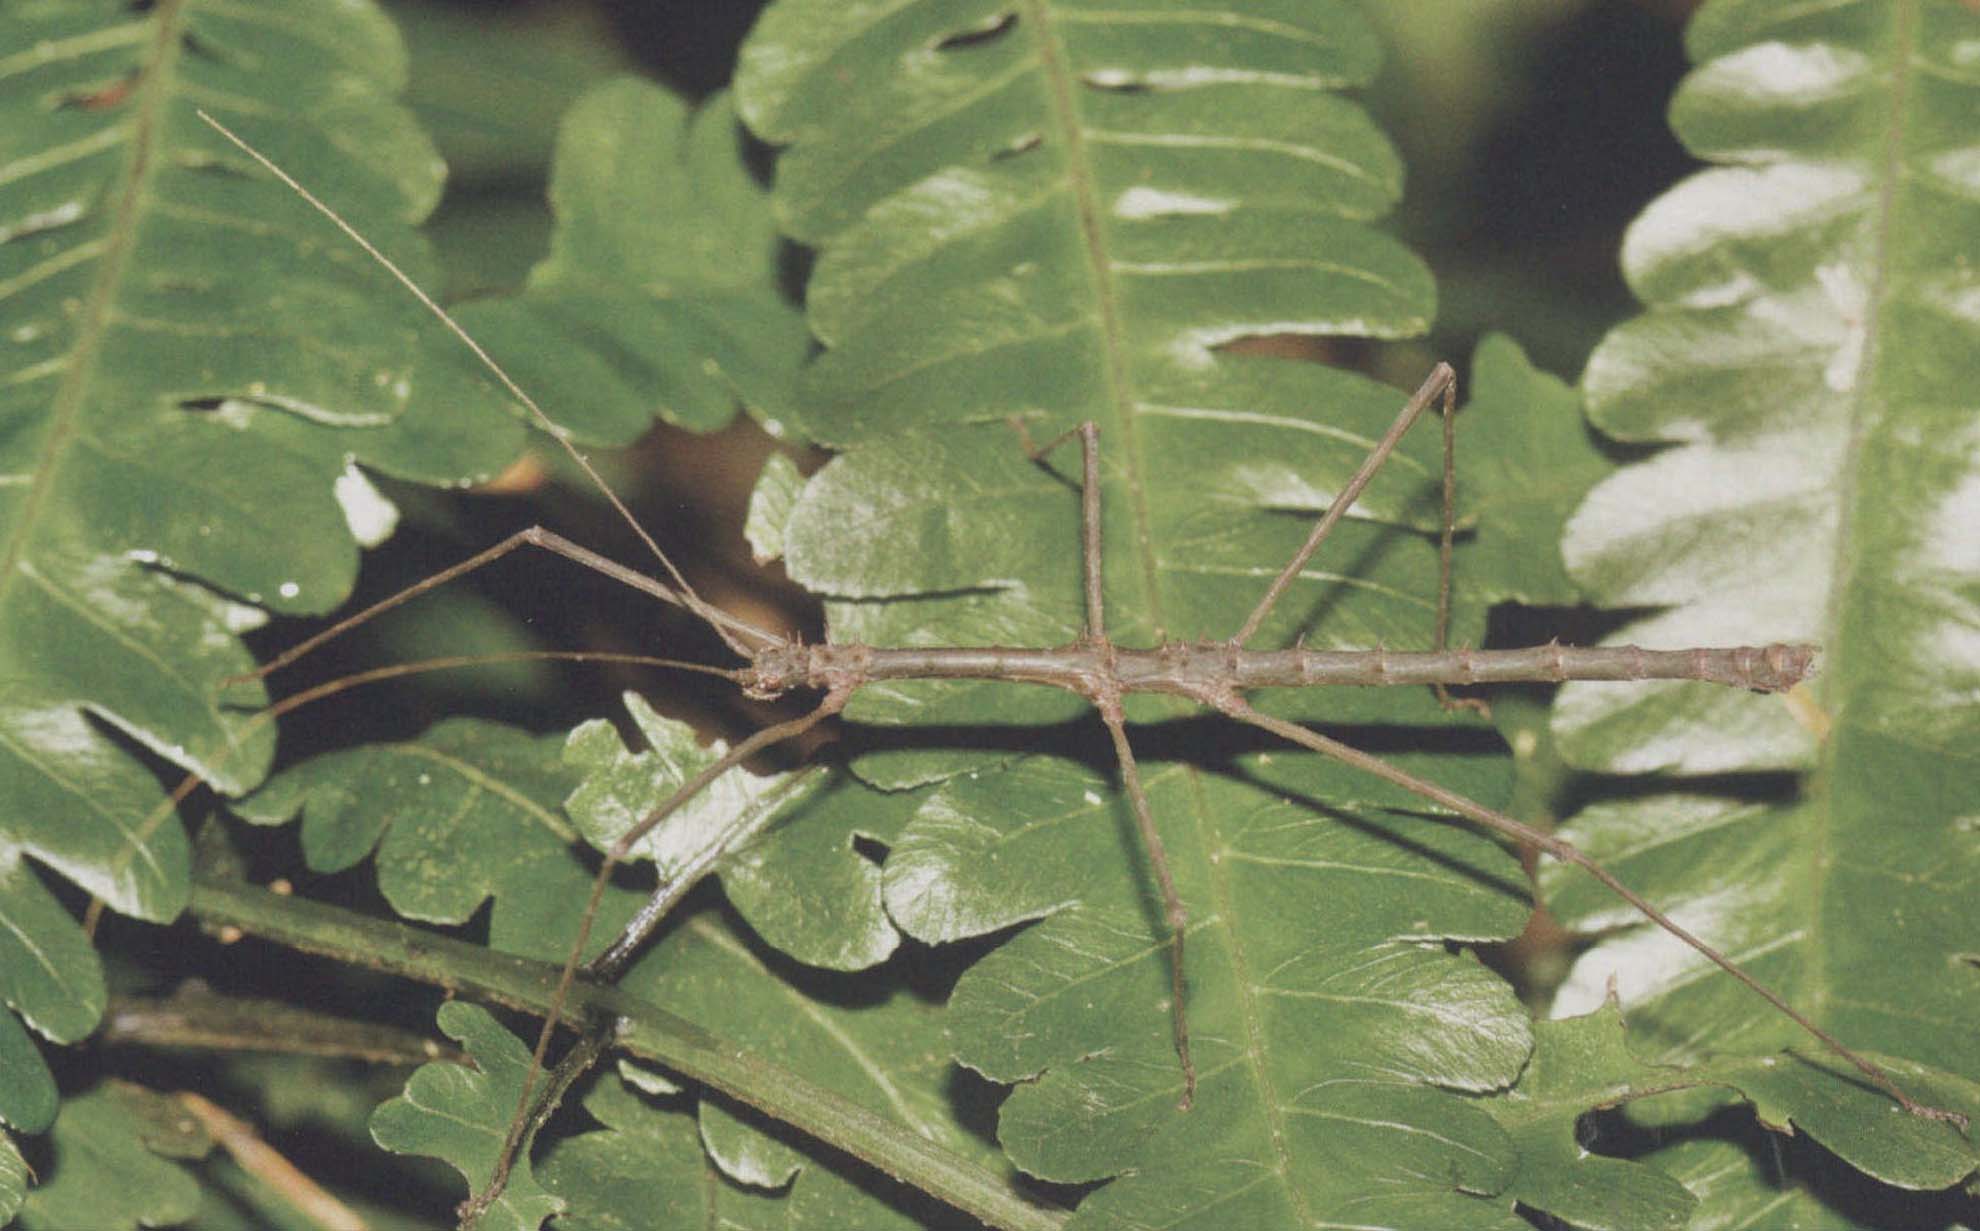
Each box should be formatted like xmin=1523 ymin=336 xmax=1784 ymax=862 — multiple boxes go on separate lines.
xmin=1025 ymin=420 xmax=1198 ymax=1109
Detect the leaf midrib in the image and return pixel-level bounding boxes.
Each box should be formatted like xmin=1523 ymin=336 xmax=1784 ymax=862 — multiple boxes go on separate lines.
xmin=1192 ymin=767 xmax=1309 ymax=1224
xmin=1022 ymin=0 xmax=1165 ymax=640
xmin=0 ymin=2 xmax=186 ymax=603
xmin=1022 ymin=10 xmax=1373 ymax=1220
xmin=1812 ymin=0 xmax=1920 ymax=1026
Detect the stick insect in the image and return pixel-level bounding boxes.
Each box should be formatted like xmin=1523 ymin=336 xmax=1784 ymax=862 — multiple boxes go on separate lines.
xmin=192 ymin=113 xmax=1964 ymax=1199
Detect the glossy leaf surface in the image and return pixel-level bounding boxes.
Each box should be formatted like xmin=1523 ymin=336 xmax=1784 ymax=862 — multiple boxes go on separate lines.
xmin=0 ymin=1133 xmax=23 ymax=1223
xmin=0 ymin=0 xmax=518 ymax=1134
xmin=258 ymin=696 xmax=1014 ymax=1226
xmin=1493 ymin=1004 xmax=1699 ymax=1231
xmin=1544 ymin=0 xmax=1980 ymax=1209
xmin=733 ymin=2 xmax=1556 ymax=1223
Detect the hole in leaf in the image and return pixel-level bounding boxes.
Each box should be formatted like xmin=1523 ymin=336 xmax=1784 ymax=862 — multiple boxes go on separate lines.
xmin=179 ymin=29 xmax=222 ymax=63
xmin=1082 ymin=69 xmax=1151 ymax=93
xmin=1212 ymin=333 xmax=1354 ymax=366
xmin=57 ymin=72 xmax=139 ymax=111
xmin=989 ymin=131 xmax=1042 ymax=162
xmin=0 ymin=200 xmax=87 ymax=246
xmin=850 ymin=833 xmax=889 ymax=866
xmin=933 ymin=10 xmax=1017 ymax=52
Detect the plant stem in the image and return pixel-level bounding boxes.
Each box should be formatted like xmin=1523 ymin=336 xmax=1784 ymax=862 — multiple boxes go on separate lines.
xmin=100 ymin=990 xmax=461 ymax=1066
xmin=187 ymin=873 xmax=1067 ymax=1231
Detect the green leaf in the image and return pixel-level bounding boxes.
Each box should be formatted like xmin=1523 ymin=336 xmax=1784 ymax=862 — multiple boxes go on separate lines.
xmin=733 ymin=1 xmax=1553 ymax=1219
xmin=1693 ymin=1050 xmax=1980 ymax=1191
xmin=247 ymin=698 xmax=999 ymax=1222
xmin=0 ymin=0 xmax=521 ymax=1144
xmin=563 ymin=693 xmax=922 ymax=971
xmin=1498 ymin=1004 xmax=1978 ymax=1227
xmin=234 ymin=718 xmax=583 ymax=934
xmin=371 ymin=1000 xmax=565 ymax=1231
xmin=474 ymin=831 xmax=1035 ymax=1227
xmin=387 ymin=0 xmax=637 ymax=186
xmin=744 ymin=450 xmax=805 ymax=565
xmin=43 ymin=1 xmax=1975 ymax=1226
xmin=451 ymin=79 xmax=808 ymax=446
xmin=1542 ymin=0 xmax=1980 ymax=1203
xmin=542 ymin=996 xmax=1014 ymax=1231
xmin=1492 ymin=1004 xmax=1701 ymax=1231
xmin=529 ymin=705 xmax=1050 ymax=1226
xmin=610 ymin=899 xmax=1025 ymax=1229
xmin=1649 ymin=1128 xmax=1975 ymax=1229
xmin=886 ymin=750 xmax=1529 ymax=1203
xmin=15 ymin=1084 xmax=208 ymax=1231
xmin=244 ymin=694 xmax=919 ymax=974
xmin=0 ymin=856 xmax=94 ymax=1132
xmin=537 ymin=1077 xmax=713 ymax=1230
xmin=0 ymin=1132 xmax=24 ymax=1223
xmin=1455 ymin=333 xmax=1614 ymax=607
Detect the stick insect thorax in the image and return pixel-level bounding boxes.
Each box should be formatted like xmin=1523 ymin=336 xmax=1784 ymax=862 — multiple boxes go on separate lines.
xmin=190 ymin=108 xmax=1965 ymax=1197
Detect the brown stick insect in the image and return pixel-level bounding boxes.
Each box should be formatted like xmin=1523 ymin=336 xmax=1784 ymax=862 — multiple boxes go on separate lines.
xmin=193 ymin=113 xmax=1965 ymax=1196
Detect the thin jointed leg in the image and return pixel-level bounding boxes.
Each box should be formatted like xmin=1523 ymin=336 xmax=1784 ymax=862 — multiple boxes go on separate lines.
xmin=1097 ymin=702 xmax=1196 ymax=1110
xmin=1033 ymin=422 xmax=1198 ymax=1107
xmin=1428 ymin=374 xmax=1488 ymax=715
xmin=1232 ymin=364 xmax=1457 ymax=648
xmin=1215 ymin=695 xmax=1965 ymax=1129
xmin=498 ymin=691 xmax=856 ymax=1210
xmin=587 ymin=690 xmax=852 ymax=980
xmin=1079 ymin=425 xmax=1194 ymax=1105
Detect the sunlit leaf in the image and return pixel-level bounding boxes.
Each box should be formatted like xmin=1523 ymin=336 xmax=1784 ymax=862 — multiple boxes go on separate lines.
xmin=1543 ymin=0 xmax=1980 ymax=1205
xmin=0 ymin=0 xmax=521 ymax=1150
xmin=0 ymin=1132 xmax=24 ymax=1223
xmin=563 ymin=693 xmax=921 ymax=971
xmin=485 ymin=847 xmax=1028 ymax=1228
xmin=1493 ymin=1003 xmax=1702 ymax=1231
xmin=731 ymin=2 xmax=1559 ymax=1220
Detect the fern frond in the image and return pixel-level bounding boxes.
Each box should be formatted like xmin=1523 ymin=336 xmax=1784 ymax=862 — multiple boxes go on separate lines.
xmin=1543 ymin=0 xmax=1980 ymax=1202
xmin=732 ymin=1 xmax=1545 ymax=1221
xmin=0 ymin=0 xmax=516 ymax=1146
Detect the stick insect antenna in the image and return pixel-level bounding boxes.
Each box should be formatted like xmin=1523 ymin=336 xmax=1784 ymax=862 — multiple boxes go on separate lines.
xmin=195 ymin=111 xmax=780 ymax=660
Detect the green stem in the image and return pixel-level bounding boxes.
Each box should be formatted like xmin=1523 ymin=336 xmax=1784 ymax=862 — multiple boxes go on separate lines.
xmin=188 ymin=872 xmax=1066 ymax=1231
